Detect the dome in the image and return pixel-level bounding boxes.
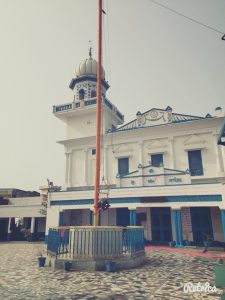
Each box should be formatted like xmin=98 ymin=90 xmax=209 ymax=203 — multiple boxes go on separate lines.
xmin=75 ymin=55 xmax=105 ymax=79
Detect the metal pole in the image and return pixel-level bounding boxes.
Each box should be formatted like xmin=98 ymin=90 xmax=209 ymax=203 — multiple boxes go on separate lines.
xmin=94 ymin=0 xmax=102 ymax=226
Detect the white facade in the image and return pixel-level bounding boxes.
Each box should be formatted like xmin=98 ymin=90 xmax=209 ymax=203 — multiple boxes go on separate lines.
xmin=46 ymin=54 xmax=225 ymax=246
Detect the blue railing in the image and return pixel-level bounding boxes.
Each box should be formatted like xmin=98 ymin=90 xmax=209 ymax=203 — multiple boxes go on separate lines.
xmin=47 ymin=228 xmax=70 ymax=256
xmin=104 ymin=98 xmax=113 ymax=110
xmin=54 ymin=104 xmax=72 ymax=112
xmin=123 ymin=227 xmax=145 ymax=255
xmin=85 ymin=99 xmax=97 ymax=106
xmin=47 ymin=226 xmax=144 ymax=259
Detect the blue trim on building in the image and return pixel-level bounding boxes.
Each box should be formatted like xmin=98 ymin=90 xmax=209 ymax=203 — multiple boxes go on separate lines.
xmin=221 ymin=210 xmax=225 ymax=240
xmin=129 ymin=210 xmax=137 ymax=226
xmin=172 ymin=209 xmax=183 ymax=247
xmin=51 ymin=199 xmax=93 ymax=206
xmin=166 ymin=195 xmax=222 ymax=202
xmin=50 ymin=198 xmax=140 ymax=206
xmin=50 ymin=194 xmax=221 ymax=207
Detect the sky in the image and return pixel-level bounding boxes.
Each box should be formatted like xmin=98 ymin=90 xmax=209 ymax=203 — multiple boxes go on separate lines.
xmin=0 ymin=0 xmax=224 ymax=191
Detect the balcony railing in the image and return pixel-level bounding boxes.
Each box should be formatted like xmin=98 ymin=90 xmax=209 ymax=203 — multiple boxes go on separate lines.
xmin=53 ymin=98 xmax=124 ymax=122
xmin=54 ymin=103 xmax=72 ymax=112
xmin=47 ymin=226 xmax=144 ymax=260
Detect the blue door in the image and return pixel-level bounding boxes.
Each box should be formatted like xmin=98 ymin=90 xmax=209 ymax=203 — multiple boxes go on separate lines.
xmin=151 ymin=208 xmax=172 ymax=244
xmin=117 ymin=208 xmax=129 ymax=227
xmin=191 ymin=207 xmax=213 ymax=246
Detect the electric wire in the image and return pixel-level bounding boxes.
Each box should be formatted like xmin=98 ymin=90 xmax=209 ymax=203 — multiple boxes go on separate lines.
xmin=148 ymin=0 xmax=225 ymax=38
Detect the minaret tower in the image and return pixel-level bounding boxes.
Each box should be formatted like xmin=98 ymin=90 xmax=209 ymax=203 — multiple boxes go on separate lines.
xmin=53 ymin=50 xmax=124 ymax=139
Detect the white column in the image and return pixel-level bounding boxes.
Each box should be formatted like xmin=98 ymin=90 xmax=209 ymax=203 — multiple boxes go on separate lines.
xmin=67 ymin=151 xmax=72 ymax=187
xmin=30 ymin=217 xmax=35 ymax=234
xmin=83 ymin=149 xmax=88 ymax=185
xmin=7 ymin=218 xmax=11 ymax=241
xmin=103 ymin=146 xmax=108 ymax=181
xmin=64 ymin=151 xmax=73 ymax=187
xmin=214 ymin=134 xmax=224 ymax=173
xmin=138 ymin=141 xmax=143 ymax=166
xmin=218 ymin=145 xmax=225 ymax=173
xmin=168 ymin=137 xmax=175 ymax=169
xmin=7 ymin=218 xmax=11 ymax=234
xmin=138 ymin=142 xmax=143 ymax=185
xmin=65 ymin=152 xmax=69 ymax=186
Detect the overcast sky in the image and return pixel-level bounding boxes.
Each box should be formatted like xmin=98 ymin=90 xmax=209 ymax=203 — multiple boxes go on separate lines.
xmin=0 ymin=0 xmax=224 ymax=191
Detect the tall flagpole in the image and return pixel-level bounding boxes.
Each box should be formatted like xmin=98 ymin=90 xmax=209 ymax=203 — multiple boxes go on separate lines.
xmin=94 ymin=0 xmax=102 ymax=226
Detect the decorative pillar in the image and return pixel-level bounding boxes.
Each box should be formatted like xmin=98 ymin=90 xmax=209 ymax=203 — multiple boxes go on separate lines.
xmin=59 ymin=212 xmax=64 ymax=226
xmin=29 ymin=217 xmax=35 ymax=241
xmin=129 ymin=209 xmax=137 ymax=226
xmin=138 ymin=142 xmax=143 ymax=185
xmin=30 ymin=217 xmax=35 ymax=234
xmin=214 ymin=134 xmax=224 ymax=173
xmin=65 ymin=151 xmax=72 ymax=187
xmin=103 ymin=146 xmax=108 ymax=181
xmin=138 ymin=142 xmax=143 ymax=166
xmin=168 ymin=137 xmax=175 ymax=169
xmin=83 ymin=149 xmax=88 ymax=185
xmin=7 ymin=218 xmax=11 ymax=241
xmin=218 ymin=145 xmax=225 ymax=173
xmin=65 ymin=152 xmax=69 ymax=186
xmin=221 ymin=210 xmax=225 ymax=241
xmin=172 ymin=209 xmax=183 ymax=247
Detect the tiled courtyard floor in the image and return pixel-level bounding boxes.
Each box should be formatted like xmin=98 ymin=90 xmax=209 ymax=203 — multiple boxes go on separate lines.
xmin=0 ymin=242 xmax=223 ymax=300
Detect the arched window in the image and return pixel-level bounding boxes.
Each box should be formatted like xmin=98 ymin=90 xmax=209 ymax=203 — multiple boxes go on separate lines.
xmin=91 ymin=89 xmax=96 ymax=98
xmin=79 ymin=89 xmax=85 ymax=100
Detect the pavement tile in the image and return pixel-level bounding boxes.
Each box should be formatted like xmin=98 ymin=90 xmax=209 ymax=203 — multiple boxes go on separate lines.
xmin=0 ymin=242 xmax=223 ymax=300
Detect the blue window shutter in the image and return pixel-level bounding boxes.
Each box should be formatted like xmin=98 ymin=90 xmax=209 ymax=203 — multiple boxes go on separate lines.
xmin=118 ymin=158 xmax=129 ymax=175
xmin=151 ymin=154 xmax=164 ymax=167
xmin=188 ymin=150 xmax=203 ymax=176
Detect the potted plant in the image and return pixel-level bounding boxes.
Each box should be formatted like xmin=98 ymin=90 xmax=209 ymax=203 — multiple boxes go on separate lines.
xmin=183 ymin=230 xmax=192 ymax=246
xmin=36 ymin=250 xmax=46 ymax=267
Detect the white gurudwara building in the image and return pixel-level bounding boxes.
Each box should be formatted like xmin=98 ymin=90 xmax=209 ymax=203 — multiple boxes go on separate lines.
xmin=45 ymin=52 xmax=225 ymax=247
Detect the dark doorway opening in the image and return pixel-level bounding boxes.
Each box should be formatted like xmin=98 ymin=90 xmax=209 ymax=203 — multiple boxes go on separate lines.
xmin=0 ymin=219 xmax=8 ymax=241
xmin=151 ymin=207 xmax=172 ymax=244
xmin=191 ymin=207 xmax=213 ymax=246
xmin=116 ymin=208 xmax=129 ymax=227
